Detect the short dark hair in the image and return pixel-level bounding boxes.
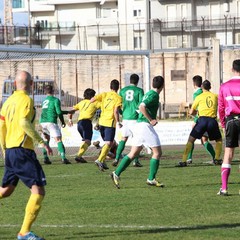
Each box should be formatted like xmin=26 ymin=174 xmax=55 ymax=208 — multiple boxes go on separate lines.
xmin=232 ymin=59 xmax=240 ymax=73
xmin=44 ymin=85 xmax=54 ymax=94
xmin=110 ymin=79 xmax=120 ymax=91
xmin=192 ymin=75 xmax=202 ymax=87
xmin=202 ymin=80 xmax=211 ymax=90
xmin=152 ymin=76 xmax=164 ymax=89
xmin=84 ymin=88 xmax=96 ymax=99
xmin=130 ymin=74 xmax=139 ymax=85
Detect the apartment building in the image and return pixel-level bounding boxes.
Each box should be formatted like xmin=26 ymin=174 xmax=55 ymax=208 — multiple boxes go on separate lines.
xmin=152 ymin=0 xmax=240 ymax=49
xmin=10 ymin=0 xmax=240 ymax=50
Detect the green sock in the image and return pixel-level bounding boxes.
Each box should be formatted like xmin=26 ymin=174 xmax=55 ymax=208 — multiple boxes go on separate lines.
xmin=115 ymin=140 xmax=126 ymax=161
xmin=187 ymin=143 xmax=194 ymax=160
xmin=133 ymin=156 xmax=139 ymax=163
xmin=115 ymin=155 xmax=132 ymax=176
xmin=204 ymin=142 xmax=215 ymax=159
xmin=148 ymin=158 xmax=159 ymax=180
xmin=42 ymin=141 xmax=49 ymax=159
xmin=57 ymin=142 xmax=66 ymax=159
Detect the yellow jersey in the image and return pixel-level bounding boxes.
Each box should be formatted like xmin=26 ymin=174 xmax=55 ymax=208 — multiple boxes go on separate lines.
xmin=0 ymin=90 xmax=39 ymax=150
xmin=192 ymin=91 xmax=218 ymax=118
xmin=95 ymin=91 xmax=122 ymax=128
xmin=73 ymin=99 xmax=101 ymax=121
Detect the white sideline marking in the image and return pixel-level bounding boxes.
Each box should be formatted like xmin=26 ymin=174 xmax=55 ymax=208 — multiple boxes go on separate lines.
xmin=47 ymin=173 xmax=84 ymax=178
xmin=0 ymin=224 xmax=186 ymax=229
xmin=1 ymin=224 xmax=240 ymax=230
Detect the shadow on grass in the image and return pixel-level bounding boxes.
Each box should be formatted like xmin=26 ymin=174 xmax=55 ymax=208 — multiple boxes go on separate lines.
xmin=138 ymin=222 xmax=240 ymax=234
xmin=44 ymin=222 xmax=240 ymax=239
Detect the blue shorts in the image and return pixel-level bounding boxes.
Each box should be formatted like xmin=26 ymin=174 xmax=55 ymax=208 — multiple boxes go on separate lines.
xmin=77 ymin=119 xmax=93 ymax=141
xmin=99 ymin=125 xmax=116 ymax=142
xmin=190 ymin=116 xmax=222 ymax=141
xmin=2 ymin=148 xmax=46 ymax=188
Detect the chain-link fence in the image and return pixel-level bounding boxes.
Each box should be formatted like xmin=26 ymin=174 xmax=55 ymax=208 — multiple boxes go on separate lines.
xmin=0 ymin=47 xmax=150 ymax=162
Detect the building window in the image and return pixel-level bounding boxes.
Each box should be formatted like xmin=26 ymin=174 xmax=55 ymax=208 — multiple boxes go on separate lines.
xmin=134 ymin=36 xmax=142 ymax=49
xmin=167 ymin=36 xmax=177 ymax=48
xmin=235 ymin=33 xmax=240 ymax=44
xmin=182 ymin=35 xmax=188 ymax=48
xmin=237 ymin=0 xmax=240 ymax=17
xmin=180 ymin=4 xmax=187 ymax=19
xmin=102 ymin=8 xmax=111 ymax=18
xmin=12 ymin=0 xmax=25 ymax=8
xmin=166 ymin=5 xmax=176 ymax=21
xmin=133 ymin=9 xmax=142 ymax=17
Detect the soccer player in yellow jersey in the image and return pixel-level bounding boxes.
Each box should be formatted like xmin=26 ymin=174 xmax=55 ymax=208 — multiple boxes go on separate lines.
xmin=0 ymin=71 xmax=52 ymax=240
xmin=177 ymin=80 xmax=222 ymax=167
xmin=68 ymin=88 xmax=101 ymax=163
xmin=91 ymin=79 xmax=122 ymax=171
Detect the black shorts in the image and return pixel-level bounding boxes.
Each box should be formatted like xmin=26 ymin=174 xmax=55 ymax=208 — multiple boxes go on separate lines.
xmin=2 ymin=148 xmax=46 ymax=188
xmin=99 ymin=125 xmax=116 ymax=142
xmin=77 ymin=119 xmax=93 ymax=141
xmin=225 ymin=115 xmax=240 ymax=148
xmin=190 ymin=116 xmax=222 ymax=141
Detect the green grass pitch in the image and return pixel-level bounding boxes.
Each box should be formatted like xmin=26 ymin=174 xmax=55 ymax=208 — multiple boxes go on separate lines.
xmin=0 ymin=145 xmax=240 ymax=240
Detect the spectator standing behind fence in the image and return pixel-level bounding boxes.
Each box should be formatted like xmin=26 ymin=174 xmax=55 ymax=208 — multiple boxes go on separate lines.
xmin=186 ymin=75 xmax=215 ymax=165
xmin=91 ymin=79 xmax=122 ymax=171
xmin=177 ymin=80 xmax=222 ymax=167
xmin=110 ymin=76 xmax=165 ymax=189
xmin=217 ymin=59 xmax=240 ymax=196
xmin=39 ymin=85 xmax=71 ymax=164
xmin=0 ymin=71 xmax=52 ymax=240
xmin=112 ymin=74 xmax=144 ymax=168
xmin=68 ymin=88 xmax=101 ymax=163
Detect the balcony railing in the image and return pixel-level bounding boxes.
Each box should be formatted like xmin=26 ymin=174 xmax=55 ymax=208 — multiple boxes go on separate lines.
xmin=1 ymin=16 xmax=240 ymax=49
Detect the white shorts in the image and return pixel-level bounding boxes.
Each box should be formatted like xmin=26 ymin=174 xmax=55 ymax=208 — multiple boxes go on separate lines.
xmin=40 ymin=122 xmax=62 ymax=138
xmin=131 ymin=122 xmax=161 ymax=148
xmin=121 ymin=120 xmax=137 ymax=138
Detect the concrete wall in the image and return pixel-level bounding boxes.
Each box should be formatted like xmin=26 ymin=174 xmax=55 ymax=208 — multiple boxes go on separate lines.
xmin=0 ymin=46 xmax=239 ymax=109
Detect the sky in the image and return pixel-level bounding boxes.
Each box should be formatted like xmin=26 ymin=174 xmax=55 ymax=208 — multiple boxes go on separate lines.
xmin=0 ymin=0 xmax=28 ymax=25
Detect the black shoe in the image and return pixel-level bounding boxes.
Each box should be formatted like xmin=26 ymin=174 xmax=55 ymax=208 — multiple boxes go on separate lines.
xmin=62 ymin=159 xmax=71 ymax=164
xmin=102 ymin=162 xmax=109 ymax=170
xmin=112 ymin=159 xmax=118 ymax=167
xmin=44 ymin=157 xmax=52 ymax=165
xmin=176 ymin=161 xmax=187 ymax=167
xmin=213 ymin=159 xmax=223 ymax=165
xmin=75 ymin=156 xmax=87 ymax=163
xmin=133 ymin=162 xmax=143 ymax=167
xmin=95 ymin=160 xmax=104 ymax=171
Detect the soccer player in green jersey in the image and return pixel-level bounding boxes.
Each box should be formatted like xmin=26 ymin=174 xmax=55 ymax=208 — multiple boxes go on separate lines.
xmin=40 ymin=85 xmax=71 ymax=164
xmin=112 ymin=74 xmax=144 ymax=167
xmin=111 ymin=76 xmax=165 ymax=189
xmin=91 ymin=79 xmax=122 ymax=171
xmin=0 ymin=71 xmax=52 ymax=240
xmin=185 ymin=75 xmax=215 ymax=165
xmin=68 ymin=88 xmax=101 ymax=163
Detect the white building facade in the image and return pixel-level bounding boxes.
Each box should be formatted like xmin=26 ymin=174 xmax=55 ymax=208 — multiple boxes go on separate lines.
xmin=10 ymin=0 xmax=240 ymax=50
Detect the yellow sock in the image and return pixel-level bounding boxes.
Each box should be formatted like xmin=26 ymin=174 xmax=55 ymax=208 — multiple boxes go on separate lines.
xmin=77 ymin=142 xmax=89 ymax=157
xmin=0 ymin=192 xmax=3 ymax=199
xmin=182 ymin=142 xmax=193 ymax=162
xmin=19 ymin=194 xmax=44 ymax=235
xmin=215 ymin=140 xmax=222 ymax=160
xmin=98 ymin=144 xmax=111 ymax=162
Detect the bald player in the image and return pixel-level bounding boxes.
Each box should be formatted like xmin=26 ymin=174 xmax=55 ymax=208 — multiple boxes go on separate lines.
xmin=0 ymin=71 xmax=52 ymax=240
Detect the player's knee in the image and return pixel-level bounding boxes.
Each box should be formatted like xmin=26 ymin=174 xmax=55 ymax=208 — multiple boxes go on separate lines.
xmin=1 ymin=188 xmax=15 ymax=198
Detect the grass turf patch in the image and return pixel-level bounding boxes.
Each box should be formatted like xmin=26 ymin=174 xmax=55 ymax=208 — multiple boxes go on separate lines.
xmin=0 ymin=145 xmax=240 ymax=239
